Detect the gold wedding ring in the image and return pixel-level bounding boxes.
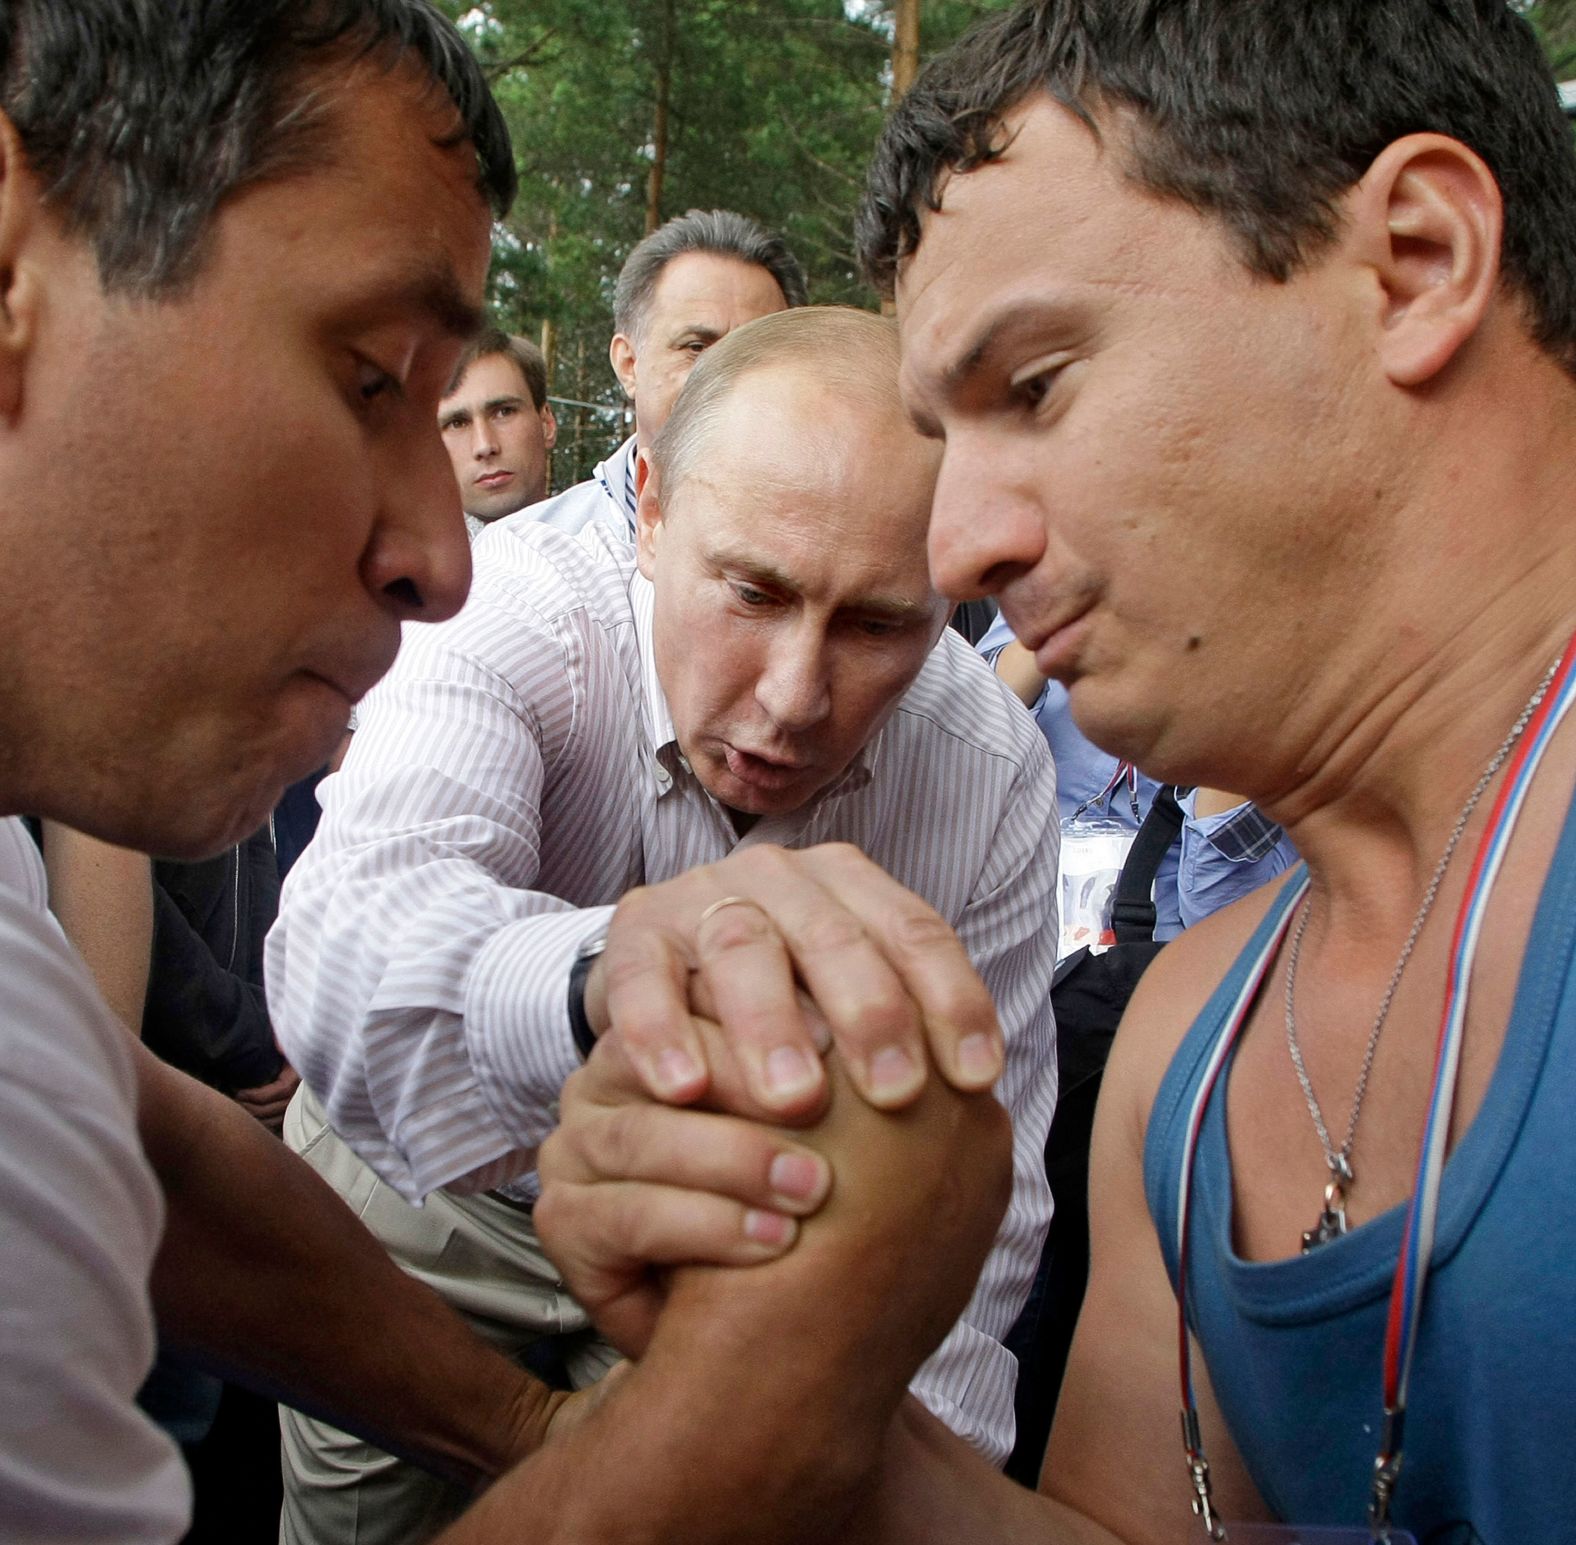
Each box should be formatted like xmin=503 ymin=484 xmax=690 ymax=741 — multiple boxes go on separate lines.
xmin=698 ymin=894 xmax=763 ymax=925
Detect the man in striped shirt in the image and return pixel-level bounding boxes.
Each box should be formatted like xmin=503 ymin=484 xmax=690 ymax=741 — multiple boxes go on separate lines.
xmin=268 ymin=305 xmax=1059 ymax=1541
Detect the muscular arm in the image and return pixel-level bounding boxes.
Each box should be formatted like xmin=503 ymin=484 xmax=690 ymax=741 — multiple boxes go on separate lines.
xmin=136 ymin=1042 xmax=564 ymax=1489
xmin=529 ymin=899 xmax=1281 ymax=1544
xmin=444 ymin=1054 xmax=1015 ymax=1544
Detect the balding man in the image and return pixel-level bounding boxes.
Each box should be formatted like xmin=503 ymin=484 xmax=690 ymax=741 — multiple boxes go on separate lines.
xmin=268 ymin=307 xmax=1058 ymax=1537
xmin=530 ymin=207 xmax=806 ymax=541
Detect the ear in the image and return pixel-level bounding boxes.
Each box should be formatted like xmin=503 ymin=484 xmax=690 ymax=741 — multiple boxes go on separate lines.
xmin=1346 ymin=133 xmax=1502 ymax=388
xmin=540 ymin=402 xmax=557 ymax=450
xmin=609 ymin=332 xmax=638 ymax=400
xmin=634 ymin=449 xmax=663 ymax=580
xmin=0 ymin=110 xmax=43 ymax=421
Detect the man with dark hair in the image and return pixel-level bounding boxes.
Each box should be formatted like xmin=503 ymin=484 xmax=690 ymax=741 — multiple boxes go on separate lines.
xmin=268 ymin=305 xmax=1058 ymax=1539
xmin=519 ymin=1 xmax=1576 ymax=1540
xmin=532 ymin=207 xmax=806 ymax=539
xmin=0 ymin=4 xmax=609 ymax=1541
xmin=440 ymin=329 xmax=558 ymax=530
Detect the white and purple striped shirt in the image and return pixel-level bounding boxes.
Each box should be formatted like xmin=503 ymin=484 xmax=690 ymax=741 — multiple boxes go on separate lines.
xmin=267 ymin=519 xmax=1060 ymax=1464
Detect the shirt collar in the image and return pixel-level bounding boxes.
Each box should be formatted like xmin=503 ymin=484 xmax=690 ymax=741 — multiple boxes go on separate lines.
xmin=593 ymin=435 xmax=640 ymax=537
xmin=629 ymin=568 xmax=678 ymax=772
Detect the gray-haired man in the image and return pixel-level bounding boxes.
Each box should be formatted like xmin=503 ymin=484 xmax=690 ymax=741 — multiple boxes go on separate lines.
xmin=531 ymin=207 xmax=807 ymax=540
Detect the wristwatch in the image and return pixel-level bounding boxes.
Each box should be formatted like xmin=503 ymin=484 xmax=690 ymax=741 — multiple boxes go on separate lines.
xmin=567 ymin=933 xmax=607 ymax=1061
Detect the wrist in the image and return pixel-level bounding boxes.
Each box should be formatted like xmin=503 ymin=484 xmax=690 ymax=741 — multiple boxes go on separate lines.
xmin=484 ymin=1370 xmax=568 ymax=1484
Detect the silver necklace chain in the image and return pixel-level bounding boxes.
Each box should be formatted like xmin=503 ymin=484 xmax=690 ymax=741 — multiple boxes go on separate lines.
xmin=1283 ymin=653 xmax=1562 ymax=1218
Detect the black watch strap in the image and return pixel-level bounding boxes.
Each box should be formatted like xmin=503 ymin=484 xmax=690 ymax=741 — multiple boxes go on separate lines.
xmin=567 ymin=937 xmax=606 ymax=1061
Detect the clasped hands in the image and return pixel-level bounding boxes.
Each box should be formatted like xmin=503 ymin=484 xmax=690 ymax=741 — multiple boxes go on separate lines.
xmin=537 ymin=842 xmax=1013 ymax=1359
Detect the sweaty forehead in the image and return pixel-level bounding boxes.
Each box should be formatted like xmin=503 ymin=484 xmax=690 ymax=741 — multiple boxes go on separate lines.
xmin=894 ymin=96 xmax=1233 ymax=409
xmin=641 ymin=252 xmax=786 ymax=337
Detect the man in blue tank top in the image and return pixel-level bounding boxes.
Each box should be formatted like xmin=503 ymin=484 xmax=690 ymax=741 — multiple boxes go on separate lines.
xmin=504 ymin=3 xmax=1576 ymax=1542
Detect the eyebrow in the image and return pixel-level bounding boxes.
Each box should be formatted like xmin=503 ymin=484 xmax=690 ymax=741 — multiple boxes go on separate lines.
xmin=715 ymin=553 xmax=932 ymax=622
xmin=950 ymin=297 xmax=1089 ymax=390
xmin=416 ymin=267 xmax=487 ymax=342
xmin=355 ymin=258 xmax=486 ymax=344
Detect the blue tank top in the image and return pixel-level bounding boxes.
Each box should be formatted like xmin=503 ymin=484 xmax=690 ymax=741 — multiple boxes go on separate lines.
xmin=1144 ymin=801 xmax=1576 ymax=1543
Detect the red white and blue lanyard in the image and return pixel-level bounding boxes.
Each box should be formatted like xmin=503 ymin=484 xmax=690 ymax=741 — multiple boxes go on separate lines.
xmin=1071 ymin=759 xmax=1142 ymax=824
xmin=1174 ymin=634 xmax=1576 ymax=1540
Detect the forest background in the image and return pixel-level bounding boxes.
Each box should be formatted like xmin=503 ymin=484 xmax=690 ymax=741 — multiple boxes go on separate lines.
xmin=436 ymin=0 xmax=1576 ymax=491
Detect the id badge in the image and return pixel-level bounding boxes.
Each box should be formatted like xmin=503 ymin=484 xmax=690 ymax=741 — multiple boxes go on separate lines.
xmin=1058 ymin=816 xmax=1134 ymax=960
xmin=1192 ymin=1522 xmax=1417 ymax=1544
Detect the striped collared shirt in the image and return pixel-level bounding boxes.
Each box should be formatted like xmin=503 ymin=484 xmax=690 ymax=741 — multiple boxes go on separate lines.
xmin=267 ymin=519 xmax=1060 ymax=1464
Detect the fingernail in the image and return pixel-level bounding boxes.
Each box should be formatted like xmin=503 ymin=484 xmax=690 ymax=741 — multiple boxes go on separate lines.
xmin=650 ymin=1048 xmax=703 ymax=1099
xmin=866 ymin=1044 xmax=923 ymax=1103
xmin=956 ymin=1031 xmax=1003 ymax=1086
xmin=743 ymin=1209 xmax=797 ymax=1247
xmin=769 ymin=1151 xmax=828 ymax=1206
xmin=763 ymin=1045 xmax=821 ymax=1101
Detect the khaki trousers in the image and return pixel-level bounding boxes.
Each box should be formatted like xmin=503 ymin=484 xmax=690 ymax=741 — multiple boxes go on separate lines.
xmin=279 ymin=1087 xmax=619 ymax=1545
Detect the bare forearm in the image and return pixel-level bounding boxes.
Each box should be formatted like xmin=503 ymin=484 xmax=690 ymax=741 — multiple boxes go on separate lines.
xmin=449 ymin=1060 xmax=1014 ymax=1541
xmin=995 ymin=641 xmax=1049 ymax=709
xmin=443 ymin=1264 xmax=883 ymax=1544
xmin=139 ymin=1047 xmax=555 ymax=1488
xmin=843 ymin=1398 xmax=1128 ymax=1545
xmin=42 ymin=821 xmax=153 ymax=1032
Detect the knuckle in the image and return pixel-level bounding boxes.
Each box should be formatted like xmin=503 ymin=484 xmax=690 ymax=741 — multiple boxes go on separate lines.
xmin=597 ymin=1104 xmax=649 ymax=1177
xmin=537 ymin=1129 xmax=567 ymax=1184
xmin=841 ymin=991 xmax=918 ymax=1047
xmin=798 ymin=908 xmax=869 ymax=955
xmin=888 ymin=905 xmax=957 ymax=955
xmin=817 ymin=841 xmax=866 ymax=871
xmin=699 ymin=906 xmax=773 ymax=951
xmin=934 ymin=970 xmax=997 ymax=1028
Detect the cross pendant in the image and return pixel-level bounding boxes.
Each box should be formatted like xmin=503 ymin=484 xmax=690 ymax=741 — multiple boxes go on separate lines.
xmin=1300 ymin=1174 xmax=1350 ymax=1253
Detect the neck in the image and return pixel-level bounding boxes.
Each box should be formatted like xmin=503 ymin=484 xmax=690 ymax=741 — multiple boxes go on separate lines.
xmin=1256 ymin=350 xmax=1576 ymax=921
xmin=1272 ymin=609 xmax=1575 ymax=936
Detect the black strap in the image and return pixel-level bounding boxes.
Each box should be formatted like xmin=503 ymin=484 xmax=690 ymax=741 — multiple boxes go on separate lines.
xmin=1110 ymin=786 xmax=1184 ymax=944
xmin=567 ymin=947 xmax=601 ymax=1060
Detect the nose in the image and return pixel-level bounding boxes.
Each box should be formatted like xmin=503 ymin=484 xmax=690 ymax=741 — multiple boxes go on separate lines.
xmin=470 ymin=415 xmax=499 ymax=461
xmin=755 ymin=621 xmax=832 ymax=733
xmin=927 ymin=435 xmax=1047 ymax=602
xmin=361 ymin=426 xmax=472 ymax=625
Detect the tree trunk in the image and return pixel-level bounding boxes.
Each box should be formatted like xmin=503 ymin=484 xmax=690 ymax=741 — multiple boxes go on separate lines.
xmin=645 ymin=0 xmax=675 ymax=234
xmin=891 ymin=0 xmax=920 ymax=102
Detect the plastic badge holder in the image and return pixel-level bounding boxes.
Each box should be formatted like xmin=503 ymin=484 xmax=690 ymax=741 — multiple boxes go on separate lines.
xmin=1058 ymin=816 xmax=1134 ymax=960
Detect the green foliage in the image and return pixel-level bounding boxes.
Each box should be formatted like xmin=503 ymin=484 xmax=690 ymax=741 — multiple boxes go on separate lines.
xmin=434 ymin=0 xmax=1007 ymax=488
xmin=1522 ymin=0 xmax=1576 ymax=77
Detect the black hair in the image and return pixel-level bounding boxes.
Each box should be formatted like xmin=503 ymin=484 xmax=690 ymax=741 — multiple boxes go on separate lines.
xmin=857 ymin=0 xmax=1576 ymax=375
xmin=2 ymin=0 xmax=515 ymax=296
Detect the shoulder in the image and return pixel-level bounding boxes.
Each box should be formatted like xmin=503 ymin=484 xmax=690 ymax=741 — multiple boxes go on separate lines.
xmin=890 ymin=629 xmax=1051 ymax=775
xmin=527 ymin=456 xmax=634 ymax=538
xmin=0 ymin=845 xmax=143 ymax=1131
xmin=394 ymin=521 xmax=638 ymax=688
xmin=0 ymin=867 xmax=187 ymax=1541
xmin=1105 ymin=876 xmax=1294 ymax=1146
